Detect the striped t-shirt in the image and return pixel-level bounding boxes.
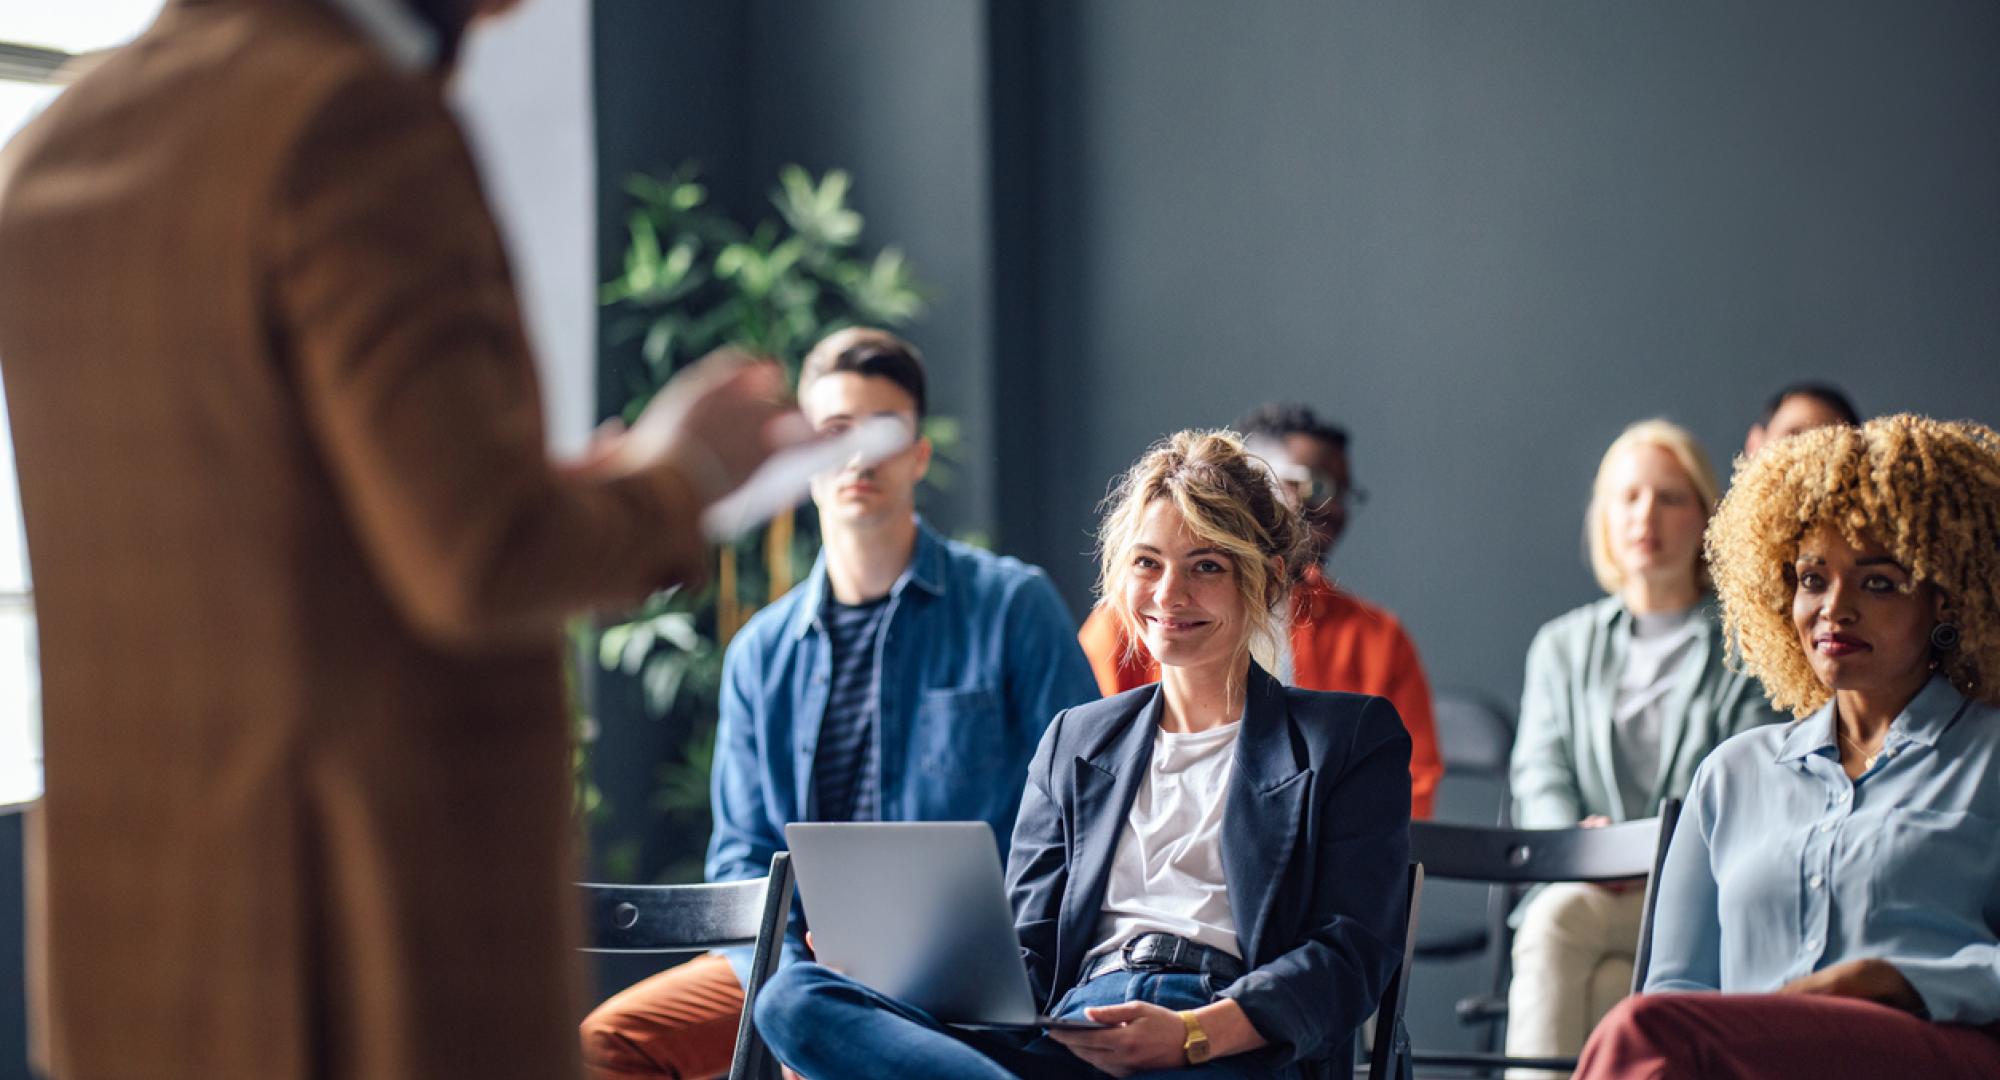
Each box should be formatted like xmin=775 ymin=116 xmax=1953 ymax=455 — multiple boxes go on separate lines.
xmin=810 ymin=594 xmax=891 ymax=823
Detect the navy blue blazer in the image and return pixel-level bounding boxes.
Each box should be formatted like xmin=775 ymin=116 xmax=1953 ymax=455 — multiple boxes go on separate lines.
xmin=1004 ymin=662 xmax=1412 ymax=1074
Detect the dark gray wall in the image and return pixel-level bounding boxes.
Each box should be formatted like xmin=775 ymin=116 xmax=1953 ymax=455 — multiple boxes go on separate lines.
xmin=1019 ymin=0 xmax=2000 ymax=707
xmin=744 ymin=0 xmax=998 ymax=534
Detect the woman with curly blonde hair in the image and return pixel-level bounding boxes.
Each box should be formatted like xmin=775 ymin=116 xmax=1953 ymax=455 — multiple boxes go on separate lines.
xmin=756 ymin=430 xmax=1413 ymax=1079
xmin=1577 ymin=415 xmax=2000 ymax=1079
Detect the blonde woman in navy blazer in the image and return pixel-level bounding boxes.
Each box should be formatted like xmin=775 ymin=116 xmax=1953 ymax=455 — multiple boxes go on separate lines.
xmin=755 ymin=430 xmax=1411 ymax=1079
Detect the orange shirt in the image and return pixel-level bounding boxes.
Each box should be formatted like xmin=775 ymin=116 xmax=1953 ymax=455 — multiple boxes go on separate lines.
xmin=1078 ymin=568 xmax=1442 ymax=818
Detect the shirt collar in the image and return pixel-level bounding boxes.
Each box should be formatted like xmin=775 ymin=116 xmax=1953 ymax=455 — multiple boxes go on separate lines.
xmin=1773 ymin=674 xmax=1969 ymax=763
xmin=790 ymin=517 xmax=946 ymax=639
xmin=323 ymin=0 xmax=440 ymax=72
xmin=1610 ymin=592 xmax=1717 ymax=628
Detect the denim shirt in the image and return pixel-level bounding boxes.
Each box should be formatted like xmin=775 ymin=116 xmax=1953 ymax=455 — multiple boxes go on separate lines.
xmin=707 ymin=519 xmax=1100 ymax=982
xmin=1646 ymin=676 xmax=2000 ymax=1024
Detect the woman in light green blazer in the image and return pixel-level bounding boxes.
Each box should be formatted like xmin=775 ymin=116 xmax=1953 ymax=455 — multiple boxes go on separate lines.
xmin=1503 ymin=420 xmax=1783 ymax=1076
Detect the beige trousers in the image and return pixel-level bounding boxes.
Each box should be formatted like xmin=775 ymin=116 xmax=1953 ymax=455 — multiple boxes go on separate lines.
xmin=1504 ymin=883 xmax=1647 ymax=1079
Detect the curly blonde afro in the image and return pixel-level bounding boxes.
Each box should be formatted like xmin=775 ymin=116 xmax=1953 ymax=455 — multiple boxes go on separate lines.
xmin=1705 ymin=414 xmax=2000 ymax=716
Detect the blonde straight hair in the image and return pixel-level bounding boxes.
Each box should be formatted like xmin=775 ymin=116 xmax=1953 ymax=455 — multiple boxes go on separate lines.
xmin=1584 ymin=419 xmax=1721 ymax=595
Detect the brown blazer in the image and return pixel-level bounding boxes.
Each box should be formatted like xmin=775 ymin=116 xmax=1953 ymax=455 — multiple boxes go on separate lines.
xmin=0 ymin=1 xmax=705 ymax=1075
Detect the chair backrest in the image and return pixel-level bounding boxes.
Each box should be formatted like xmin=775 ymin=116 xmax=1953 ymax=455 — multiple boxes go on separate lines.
xmin=1629 ymin=798 xmax=1682 ymax=993
xmin=1396 ymin=810 xmax=1679 ymax=1076
xmin=1409 ymin=814 xmax=1665 ymax=886
xmin=582 ymin=877 xmax=770 ymax=952
xmin=578 ymin=853 xmax=796 ymax=1080
xmin=1367 ymin=862 xmax=1424 ymax=1080
xmin=1430 ymin=690 xmax=1515 ymax=781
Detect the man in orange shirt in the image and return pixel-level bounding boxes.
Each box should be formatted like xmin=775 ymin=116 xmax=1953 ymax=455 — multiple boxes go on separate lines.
xmin=1079 ymin=403 xmax=1443 ymax=817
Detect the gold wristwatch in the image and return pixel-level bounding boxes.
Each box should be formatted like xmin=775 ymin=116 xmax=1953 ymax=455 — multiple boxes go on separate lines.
xmin=1179 ymin=1009 xmax=1212 ymax=1065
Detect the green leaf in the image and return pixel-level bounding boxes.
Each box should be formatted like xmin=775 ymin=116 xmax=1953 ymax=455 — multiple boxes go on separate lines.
xmin=922 ymin=415 xmax=961 ymax=447
xmin=641 ymin=652 xmax=689 ymax=715
xmin=670 ymin=181 xmax=706 ymax=211
xmin=642 ymin=320 xmax=676 ymax=366
xmin=618 ymin=624 xmax=657 ymax=673
xmin=597 ymin=625 xmax=630 ymax=669
xmin=654 ymin=611 xmax=702 ymax=653
xmin=715 ymin=243 xmax=751 ymax=278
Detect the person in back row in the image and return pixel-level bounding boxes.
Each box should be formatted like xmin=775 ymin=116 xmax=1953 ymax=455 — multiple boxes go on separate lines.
xmin=755 ymin=429 xmax=1411 ymax=1078
xmin=1078 ymin=404 xmax=1442 ymax=818
xmin=1742 ymin=381 xmax=1860 ymax=458
xmin=580 ymin=328 xmax=1100 ymax=1080
xmin=1505 ymin=420 xmax=1784 ymax=1076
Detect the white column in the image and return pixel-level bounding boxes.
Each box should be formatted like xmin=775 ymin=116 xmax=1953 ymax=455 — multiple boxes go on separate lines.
xmin=451 ymin=0 xmax=598 ymax=458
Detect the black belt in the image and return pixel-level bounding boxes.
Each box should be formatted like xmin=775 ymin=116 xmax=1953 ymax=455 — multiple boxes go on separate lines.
xmin=1079 ymin=932 xmax=1245 ymax=986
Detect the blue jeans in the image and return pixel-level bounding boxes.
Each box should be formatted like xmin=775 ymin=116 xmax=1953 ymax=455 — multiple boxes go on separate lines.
xmin=754 ymin=962 xmax=1300 ymax=1079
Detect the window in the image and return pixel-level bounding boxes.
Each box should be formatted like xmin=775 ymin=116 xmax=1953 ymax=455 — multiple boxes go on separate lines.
xmin=0 ymin=2 xmax=165 ymax=807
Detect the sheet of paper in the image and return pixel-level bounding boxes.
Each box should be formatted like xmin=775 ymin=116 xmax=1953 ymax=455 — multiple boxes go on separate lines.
xmin=700 ymin=415 xmax=912 ymax=540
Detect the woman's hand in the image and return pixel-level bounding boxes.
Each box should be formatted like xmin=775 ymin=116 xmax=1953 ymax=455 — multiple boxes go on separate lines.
xmin=1048 ymin=1001 xmax=1190 ymax=1077
xmin=1777 ymin=958 xmax=1923 ymax=1012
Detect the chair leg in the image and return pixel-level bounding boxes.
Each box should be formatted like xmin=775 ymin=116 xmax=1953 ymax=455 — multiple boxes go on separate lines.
xmin=728 ymin=853 xmax=797 ymax=1080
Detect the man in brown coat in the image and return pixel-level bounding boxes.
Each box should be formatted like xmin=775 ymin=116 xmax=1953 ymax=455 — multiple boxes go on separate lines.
xmin=0 ymin=0 xmax=799 ymax=1076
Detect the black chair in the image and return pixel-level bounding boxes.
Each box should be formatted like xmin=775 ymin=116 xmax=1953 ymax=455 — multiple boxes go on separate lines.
xmin=1392 ymin=802 xmax=1682 ymax=1077
xmin=1362 ymin=862 xmax=1426 ymax=1079
xmin=1430 ymin=691 xmax=1517 ymax=794
xmin=579 ymin=852 xmax=796 ymax=1080
xmin=1415 ymin=692 xmax=1516 ymax=1058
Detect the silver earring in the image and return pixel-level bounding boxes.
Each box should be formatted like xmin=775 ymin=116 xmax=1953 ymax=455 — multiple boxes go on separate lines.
xmin=1931 ymin=622 xmax=1961 ymax=651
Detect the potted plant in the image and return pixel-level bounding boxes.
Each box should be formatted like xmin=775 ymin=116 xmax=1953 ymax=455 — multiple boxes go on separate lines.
xmin=588 ymin=164 xmax=933 ymax=881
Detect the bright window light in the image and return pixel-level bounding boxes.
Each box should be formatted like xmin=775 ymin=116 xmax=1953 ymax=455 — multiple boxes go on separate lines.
xmin=0 ymin=375 xmax=34 ymax=808
xmin=0 ymin=82 xmax=59 ymax=153
xmin=0 ymin=1 xmax=168 ymax=55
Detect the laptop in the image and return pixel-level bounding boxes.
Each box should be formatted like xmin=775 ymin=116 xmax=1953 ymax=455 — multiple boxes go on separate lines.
xmin=783 ymin=821 xmax=1108 ymax=1031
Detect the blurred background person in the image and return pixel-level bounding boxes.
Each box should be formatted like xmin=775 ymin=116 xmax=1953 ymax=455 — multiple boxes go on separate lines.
xmin=1505 ymin=419 xmax=1783 ymax=1075
xmin=0 ymin=0 xmax=809 ymax=1077
xmin=1078 ymin=403 xmax=1441 ymax=819
xmin=1580 ymin=415 xmax=2000 ymax=1078
xmin=1742 ymin=381 xmax=1861 ymax=458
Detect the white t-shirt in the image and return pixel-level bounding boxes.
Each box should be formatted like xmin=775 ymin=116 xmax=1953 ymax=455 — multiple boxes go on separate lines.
xmin=1611 ymin=605 xmax=1703 ymax=816
xmin=1085 ymin=721 xmax=1244 ymax=964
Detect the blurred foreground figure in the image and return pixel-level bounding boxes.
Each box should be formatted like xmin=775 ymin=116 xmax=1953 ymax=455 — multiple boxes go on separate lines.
xmin=0 ymin=1 xmax=801 ymax=1076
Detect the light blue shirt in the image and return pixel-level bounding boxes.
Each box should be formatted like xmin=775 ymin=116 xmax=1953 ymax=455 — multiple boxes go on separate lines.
xmin=1646 ymin=676 xmax=2000 ymax=1024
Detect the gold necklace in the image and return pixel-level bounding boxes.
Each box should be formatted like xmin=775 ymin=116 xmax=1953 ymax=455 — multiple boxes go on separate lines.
xmin=1836 ymin=726 xmax=1885 ymax=771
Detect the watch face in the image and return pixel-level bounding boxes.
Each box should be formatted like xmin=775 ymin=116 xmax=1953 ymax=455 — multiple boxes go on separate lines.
xmin=1181 ymin=1010 xmax=1211 ymax=1064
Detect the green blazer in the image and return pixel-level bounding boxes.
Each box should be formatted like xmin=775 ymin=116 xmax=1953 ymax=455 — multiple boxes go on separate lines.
xmin=1509 ymin=595 xmax=1783 ymax=828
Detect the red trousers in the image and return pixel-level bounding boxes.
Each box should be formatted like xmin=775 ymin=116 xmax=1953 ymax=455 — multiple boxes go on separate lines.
xmin=580 ymin=954 xmax=745 ymax=1080
xmin=1576 ymin=993 xmax=2000 ymax=1080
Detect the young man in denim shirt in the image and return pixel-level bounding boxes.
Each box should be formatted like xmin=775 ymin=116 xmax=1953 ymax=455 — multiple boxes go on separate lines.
xmin=582 ymin=328 xmax=1099 ymax=1079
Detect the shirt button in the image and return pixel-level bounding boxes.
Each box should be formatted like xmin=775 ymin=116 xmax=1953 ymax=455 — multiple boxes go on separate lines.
xmin=1818 ymin=822 xmax=1835 ymax=833
xmin=1805 ymin=938 xmax=1821 ymax=951
xmin=1809 ymin=874 xmax=1824 ymax=889
xmin=1836 ymin=791 xmax=1851 ymax=803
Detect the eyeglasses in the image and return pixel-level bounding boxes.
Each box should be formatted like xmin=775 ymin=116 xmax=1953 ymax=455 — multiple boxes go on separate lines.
xmin=1283 ymin=472 xmax=1368 ymax=513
